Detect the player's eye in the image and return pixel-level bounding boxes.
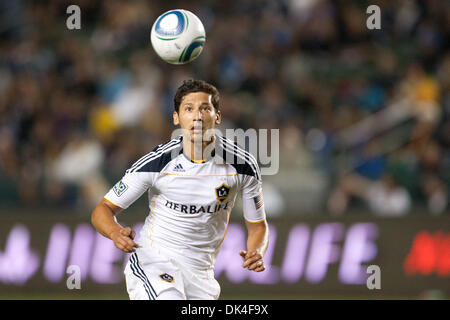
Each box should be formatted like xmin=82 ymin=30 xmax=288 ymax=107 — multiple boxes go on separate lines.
xmin=184 ymin=106 xmax=192 ymax=112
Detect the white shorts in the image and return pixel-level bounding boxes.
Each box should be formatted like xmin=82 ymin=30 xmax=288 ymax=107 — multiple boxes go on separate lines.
xmin=124 ymin=247 xmax=221 ymax=300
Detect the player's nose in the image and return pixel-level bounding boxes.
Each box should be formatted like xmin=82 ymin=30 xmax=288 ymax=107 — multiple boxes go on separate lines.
xmin=193 ymin=110 xmax=203 ymax=121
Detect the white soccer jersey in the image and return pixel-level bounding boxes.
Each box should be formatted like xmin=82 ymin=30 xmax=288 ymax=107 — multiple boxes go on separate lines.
xmin=104 ymin=135 xmax=265 ymax=271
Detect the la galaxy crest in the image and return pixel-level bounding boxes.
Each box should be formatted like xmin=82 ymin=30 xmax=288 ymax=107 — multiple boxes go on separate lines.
xmin=159 ymin=273 xmax=174 ymax=283
xmin=215 ymin=183 xmax=230 ymax=203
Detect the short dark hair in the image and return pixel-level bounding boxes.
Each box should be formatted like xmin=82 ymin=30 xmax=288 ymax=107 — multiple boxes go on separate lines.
xmin=173 ymin=79 xmax=220 ymax=113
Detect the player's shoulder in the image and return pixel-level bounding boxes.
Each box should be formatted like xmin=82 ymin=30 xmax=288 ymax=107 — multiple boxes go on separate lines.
xmin=215 ymin=135 xmax=261 ymax=181
xmin=126 ymin=136 xmax=183 ymax=174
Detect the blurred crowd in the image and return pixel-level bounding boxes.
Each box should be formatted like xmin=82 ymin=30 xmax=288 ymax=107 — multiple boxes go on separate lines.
xmin=0 ymin=0 xmax=449 ymax=216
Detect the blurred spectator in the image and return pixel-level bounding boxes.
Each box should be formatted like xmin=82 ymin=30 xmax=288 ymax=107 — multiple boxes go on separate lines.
xmin=328 ymin=173 xmax=411 ymax=217
xmin=418 ymin=141 xmax=448 ymax=214
xmin=46 ymin=132 xmax=108 ymax=208
xmin=398 ymin=62 xmax=441 ymax=151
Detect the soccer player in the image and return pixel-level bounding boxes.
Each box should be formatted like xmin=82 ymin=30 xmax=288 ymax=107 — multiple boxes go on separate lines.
xmin=91 ymin=79 xmax=269 ymax=300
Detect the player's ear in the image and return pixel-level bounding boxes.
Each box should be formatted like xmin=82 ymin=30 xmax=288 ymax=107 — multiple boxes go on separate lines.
xmin=215 ymin=110 xmax=221 ymax=125
xmin=173 ymin=111 xmax=179 ymax=125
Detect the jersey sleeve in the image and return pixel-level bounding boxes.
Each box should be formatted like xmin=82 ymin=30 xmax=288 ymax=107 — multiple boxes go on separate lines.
xmin=104 ymin=172 xmax=154 ymax=209
xmin=241 ymin=174 xmax=266 ymax=223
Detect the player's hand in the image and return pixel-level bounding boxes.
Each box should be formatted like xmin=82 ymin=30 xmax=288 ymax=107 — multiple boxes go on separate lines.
xmin=239 ymin=250 xmax=265 ymax=272
xmin=110 ymin=227 xmax=139 ymax=253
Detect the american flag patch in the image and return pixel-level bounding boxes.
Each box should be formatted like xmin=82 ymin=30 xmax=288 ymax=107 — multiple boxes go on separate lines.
xmin=253 ymin=192 xmax=264 ymax=210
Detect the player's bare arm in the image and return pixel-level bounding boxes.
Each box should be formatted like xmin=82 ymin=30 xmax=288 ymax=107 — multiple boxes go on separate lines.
xmin=91 ymin=198 xmax=139 ymax=253
xmin=240 ymin=219 xmax=269 ymax=272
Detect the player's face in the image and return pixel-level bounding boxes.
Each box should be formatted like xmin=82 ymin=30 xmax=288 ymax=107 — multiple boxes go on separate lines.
xmin=173 ymin=92 xmax=221 ymax=142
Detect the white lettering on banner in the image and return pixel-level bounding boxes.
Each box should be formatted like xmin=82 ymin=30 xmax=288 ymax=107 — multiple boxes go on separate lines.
xmin=339 ymin=223 xmax=379 ymax=284
xmin=68 ymin=224 xmax=95 ymax=281
xmin=281 ymin=224 xmax=310 ymax=283
xmin=0 ymin=222 xmax=380 ymax=287
xmin=0 ymin=225 xmax=39 ymax=285
xmin=90 ymin=232 xmax=123 ymax=284
xmin=305 ymin=223 xmax=345 ymax=283
xmin=44 ymin=224 xmax=71 ymax=282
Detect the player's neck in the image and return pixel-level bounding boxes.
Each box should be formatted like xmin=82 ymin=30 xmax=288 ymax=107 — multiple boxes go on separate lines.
xmin=183 ymin=135 xmax=215 ymax=163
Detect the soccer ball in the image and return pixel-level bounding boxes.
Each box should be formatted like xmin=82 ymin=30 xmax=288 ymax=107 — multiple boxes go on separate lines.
xmin=150 ymin=9 xmax=206 ymax=65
